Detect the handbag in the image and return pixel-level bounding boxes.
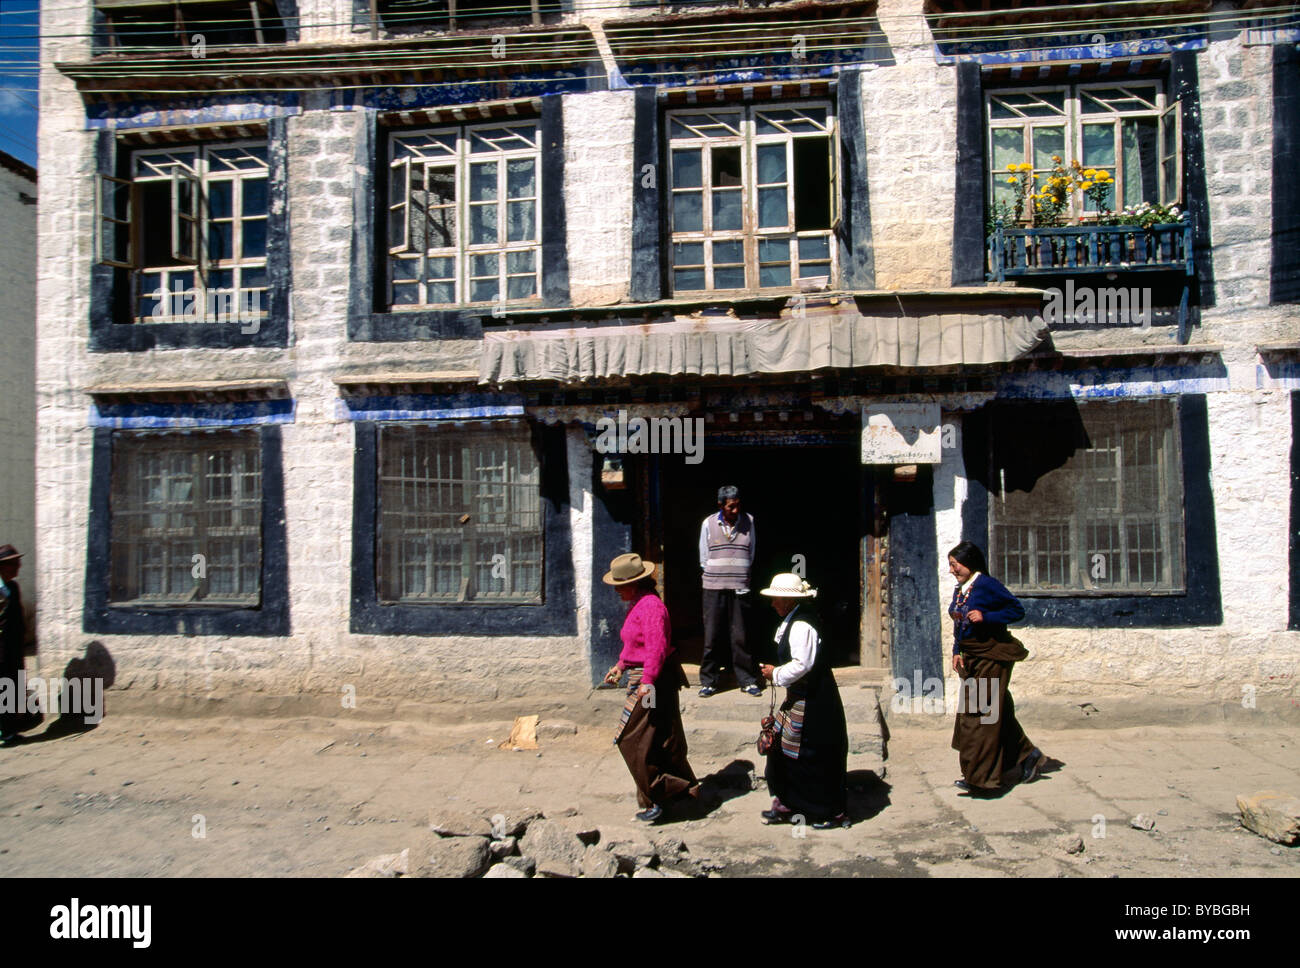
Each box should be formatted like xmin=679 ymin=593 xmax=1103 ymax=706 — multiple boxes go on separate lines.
xmin=756 ymin=689 xmax=781 ymax=756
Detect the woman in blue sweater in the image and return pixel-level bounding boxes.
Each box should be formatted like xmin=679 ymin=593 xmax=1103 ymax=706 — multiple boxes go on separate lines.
xmin=947 ymin=541 xmax=1045 ymax=795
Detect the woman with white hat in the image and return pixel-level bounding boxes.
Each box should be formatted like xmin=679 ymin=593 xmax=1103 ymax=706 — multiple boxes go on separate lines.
xmin=602 ymin=553 xmax=700 ymax=823
xmin=756 ymin=573 xmax=849 ymax=829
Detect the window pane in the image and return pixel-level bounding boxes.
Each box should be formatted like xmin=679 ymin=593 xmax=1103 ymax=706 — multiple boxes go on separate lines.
xmin=471 ymin=278 xmax=499 ymax=302
xmin=759 ymin=263 xmax=791 ymax=288
xmin=672 ymin=149 xmax=702 ymax=188
xmin=506 ymin=200 xmax=535 ymax=243
xmin=713 ymin=240 xmax=743 ymax=265
xmin=469 ymin=204 xmax=498 ymax=245
xmin=506 ymin=250 xmax=535 ymax=274
xmin=792 ymin=138 xmax=831 ymax=231
xmin=673 ymin=242 xmax=704 ymax=267
xmin=1082 ymin=123 xmax=1116 ymax=167
xmin=242 ymin=178 xmax=267 ymax=216
xmin=208 ymin=181 xmax=233 ymax=219
xmin=507 ymin=275 xmax=536 ymax=300
xmin=756 ymin=143 xmax=787 ymax=184
xmin=674 ymin=269 xmax=706 ymax=290
xmin=242 ymin=219 xmax=267 ymax=259
xmin=991 ymin=127 xmax=1024 ymax=171
xmin=1031 ymin=126 xmax=1065 ymax=169
xmin=713 ymin=267 xmax=745 ymax=288
xmin=1121 ymin=118 xmax=1159 ymax=208
xmin=758 ymin=187 xmax=787 ymax=228
xmin=673 ymin=192 xmax=703 ymax=232
xmin=470 ymin=163 xmax=498 ymax=201
xmin=712 ymin=190 xmax=742 ymax=231
xmin=506 ymin=158 xmax=535 ymax=198
xmin=209 ymin=221 xmax=233 ymax=261
xmin=798 ymin=237 xmax=829 ymax=262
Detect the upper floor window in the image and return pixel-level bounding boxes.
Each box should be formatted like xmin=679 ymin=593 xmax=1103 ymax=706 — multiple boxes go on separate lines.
xmin=372 ymin=0 xmax=562 ymax=34
xmin=387 ymin=123 xmax=542 ymax=310
xmin=97 ymin=0 xmax=287 ymax=52
xmin=667 ymin=102 xmax=837 ymax=294
xmin=987 ymin=82 xmax=1182 ymax=222
xmin=96 ymin=141 xmax=270 ymax=325
xmin=109 ymin=430 xmax=263 ymax=606
xmin=989 ymin=397 xmax=1186 ymax=596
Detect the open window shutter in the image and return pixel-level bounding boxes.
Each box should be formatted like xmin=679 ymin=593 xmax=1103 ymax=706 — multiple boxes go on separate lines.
xmin=1159 ymin=99 xmax=1183 ymax=207
xmin=95 ymin=173 xmax=135 ymax=268
xmin=388 ymin=154 xmax=410 ymax=254
xmin=170 ymin=166 xmax=200 ymax=264
xmin=828 ymin=122 xmax=841 ymax=234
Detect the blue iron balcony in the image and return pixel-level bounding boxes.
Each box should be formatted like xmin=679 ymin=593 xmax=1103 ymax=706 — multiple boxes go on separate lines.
xmin=987 ymin=221 xmax=1196 ymax=340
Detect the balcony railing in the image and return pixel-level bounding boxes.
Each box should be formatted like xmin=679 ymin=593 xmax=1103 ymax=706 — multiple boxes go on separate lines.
xmin=986 ymin=222 xmax=1194 ymax=283
xmin=986 ymin=221 xmax=1197 ymax=342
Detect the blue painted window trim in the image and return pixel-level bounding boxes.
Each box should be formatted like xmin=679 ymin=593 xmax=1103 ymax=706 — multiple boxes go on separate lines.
xmin=89 ymin=119 xmax=292 ymax=352
xmin=83 ymin=424 xmax=290 ymax=636
xmin=960 ymin=393 xmax=1221 ymax=628
xmin=349 ymin=419 xmax=577 ymax=635
xmin=347 ymin=96 xmax=569 ymax=342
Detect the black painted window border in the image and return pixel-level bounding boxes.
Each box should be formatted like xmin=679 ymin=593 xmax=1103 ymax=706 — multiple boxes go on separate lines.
xmin=349 ymin=419 xmax=577 ymax=635
xmin=89 ymin=119 xmax=292 ymax=352
xmin=347 ymin=97 xmax=569 ymax=342
xmin=1272 ymin=44 xmax=1300 ymax=304
xmin=638 ymin=74 xmax=873 ymax=299
xmin=960 ymin=393 xmax=1221 ymax=627
xmin=1290 ymin=390 xmax=1300 ymax=630
xmin=83 ymin=423 xmax=290 ymax=636
xmin=953 ymin=53 xmax=1213 ymax=304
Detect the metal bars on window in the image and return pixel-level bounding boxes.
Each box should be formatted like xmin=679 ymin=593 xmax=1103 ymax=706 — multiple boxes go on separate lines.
xmin=109 ymin=430 xmax=262 ymax=605
xmin=989 ymin=398 xmax=1185 ymax=595
xmin=377 ymin=423 xmax=542 ymax=603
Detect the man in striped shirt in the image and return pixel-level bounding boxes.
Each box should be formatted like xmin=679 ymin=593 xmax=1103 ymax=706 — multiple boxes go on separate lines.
xmin=698 ymin=486 xmax=761 ymax=697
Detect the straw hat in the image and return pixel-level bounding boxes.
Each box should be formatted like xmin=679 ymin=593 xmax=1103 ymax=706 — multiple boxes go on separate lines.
xmin=0 ymin=545 xmax=22 ymax=563
xmin=602 ymin=553 xmax=656 ymax=586
xmin=759 ymin=573 xmax=818 ymax=598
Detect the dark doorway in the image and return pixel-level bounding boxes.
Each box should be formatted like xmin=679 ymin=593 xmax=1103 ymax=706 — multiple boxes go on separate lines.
xmin=656 ymin=434 xmax=863 ymax=669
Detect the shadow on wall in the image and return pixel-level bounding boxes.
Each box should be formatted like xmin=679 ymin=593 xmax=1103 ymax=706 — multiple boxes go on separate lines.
xmin=20 ymin=641 xmax=117 ymax=745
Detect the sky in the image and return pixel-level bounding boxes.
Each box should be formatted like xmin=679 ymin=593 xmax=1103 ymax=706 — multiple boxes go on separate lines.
xmin=0 ymin=0 xmax=39 ymax=167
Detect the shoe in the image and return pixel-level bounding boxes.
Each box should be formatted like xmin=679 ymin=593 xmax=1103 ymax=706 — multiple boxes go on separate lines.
xmin=0 ymin=733 xmax=18 ymax=748
xmin=954 ymin=780 xmax=1000 ymax=798
xmin=760 ymin=809 xmax=793 ymax=825
xmin=1021 ymin=748 xmax=1045 ymax=783
xmin=635 ymin=804 xmax=664 ymax=823
xmin=698 ymin=686 xmax=717 ymax=698
xmin=812 ymin=814 xmax=851 ymax=830
xmin=742 ymin=684 xmax=762 ymax=697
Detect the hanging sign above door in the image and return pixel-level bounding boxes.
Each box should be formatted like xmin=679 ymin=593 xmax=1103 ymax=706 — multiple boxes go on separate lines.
xmin=861 ymin=403 xmax=942 ymax=465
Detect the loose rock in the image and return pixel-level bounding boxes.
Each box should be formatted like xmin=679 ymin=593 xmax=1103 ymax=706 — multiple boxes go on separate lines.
xmin=519 ymin=819 xmax=586 ymax=878
xmin=411 ymin=835 xmax=491 ymax=878
xmin=488 ymin=836 xmax=518 ymax=861
xmin=652 ymin=834 xmax=688 ymax=857
xmin=497 ymin=808 xmax=545 ymax=839
xmin=346 ymin=848 xmax=409 ymax=878
xmin=602 ymin=827 xmax=658 ymax=872
xmin=1129 ymin=814 xmax=1156 ymax=831
xmin=1056 ymin=833 xmax=1085 ymax=855
xmin=503 ymin=855 xmax=536 ymax=876
xmin=483 ymin=862 xmax=528 ymax=878
xmin=427 ymin=808 xmax=494 ymax=839
xmin=581 ymin=844 xmax=619 ymax=878
xmin=1236 ymin=790 xmax=1300 ymax=845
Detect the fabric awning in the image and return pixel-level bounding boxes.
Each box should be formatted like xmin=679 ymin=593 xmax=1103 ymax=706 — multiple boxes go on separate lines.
xmin=478 ymin=303 xmax=1046 ymax=384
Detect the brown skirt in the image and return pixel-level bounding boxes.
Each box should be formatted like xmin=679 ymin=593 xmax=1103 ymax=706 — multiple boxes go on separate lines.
xmin=615 ymin=662 xmax=700 ymax=809
xmin=950 ymin=636 xmax=1035 ymax=789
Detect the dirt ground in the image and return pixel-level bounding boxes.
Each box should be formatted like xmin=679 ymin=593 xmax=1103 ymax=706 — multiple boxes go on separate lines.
xmin=0 ymin=701 xmax=1297 ymax=878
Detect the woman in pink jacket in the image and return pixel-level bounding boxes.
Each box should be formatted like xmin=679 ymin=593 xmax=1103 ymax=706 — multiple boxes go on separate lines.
xmin=603 ymin=553 xmax=700 ymax=823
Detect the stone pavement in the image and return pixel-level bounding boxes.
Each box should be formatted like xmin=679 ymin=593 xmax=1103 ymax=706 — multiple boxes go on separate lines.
xmin=1 ymin=675 xmax=1297 ymax=877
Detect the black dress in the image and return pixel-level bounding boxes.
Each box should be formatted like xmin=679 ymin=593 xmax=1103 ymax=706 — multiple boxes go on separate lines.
xmin=764 ymin=605 xmax=848 ymax=822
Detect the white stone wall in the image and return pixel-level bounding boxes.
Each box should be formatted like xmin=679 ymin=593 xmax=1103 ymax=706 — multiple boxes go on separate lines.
xmin=34 ymin=1 xmax=1300 ymax=707
xmin=0 ymin=161 xmax=37 ymax=581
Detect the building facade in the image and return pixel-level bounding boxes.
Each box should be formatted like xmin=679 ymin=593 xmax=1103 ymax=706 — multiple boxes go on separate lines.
xmin=37 ymin=0 xmax=1300 ymax=713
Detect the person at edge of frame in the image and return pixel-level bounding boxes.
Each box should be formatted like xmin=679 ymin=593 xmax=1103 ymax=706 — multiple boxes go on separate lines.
xmin=0 ymin=545 xmax=32 ymax=746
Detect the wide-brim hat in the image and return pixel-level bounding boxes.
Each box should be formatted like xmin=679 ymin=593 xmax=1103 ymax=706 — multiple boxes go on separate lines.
xmin=759 ymin=573 xmax=817 ymax=598
xmin=603 ymin=553 xmax=656 ymax=586
xmin=0 ymin=545 xmax=22 ymax=563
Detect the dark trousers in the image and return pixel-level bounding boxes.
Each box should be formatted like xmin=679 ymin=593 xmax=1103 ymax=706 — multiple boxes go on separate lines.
xmin=700 ymin=588 xmax=757 ymax=689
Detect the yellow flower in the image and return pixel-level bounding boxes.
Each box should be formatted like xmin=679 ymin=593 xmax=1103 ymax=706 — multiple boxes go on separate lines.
xmin=1051 ymin=154 xmax=1063 ymax=163
xmin=1006 ymin=176 xmax=1018 ymax=184
xmin=1081 ymin=181 xmax=1093 ymax=190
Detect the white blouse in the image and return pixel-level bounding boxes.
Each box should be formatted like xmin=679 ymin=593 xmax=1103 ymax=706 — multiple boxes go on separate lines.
xmin=771 ymin=610 xmax=819 ymax=688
